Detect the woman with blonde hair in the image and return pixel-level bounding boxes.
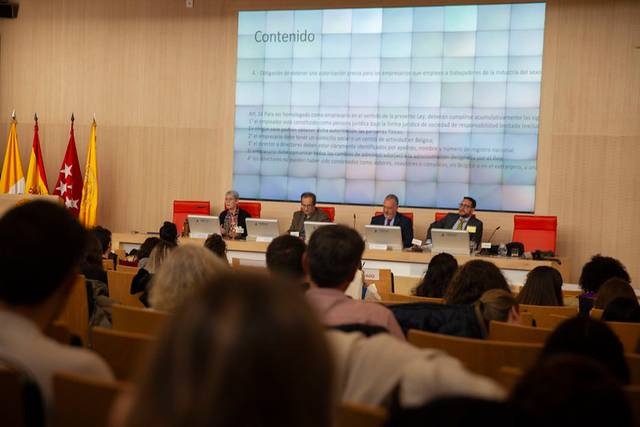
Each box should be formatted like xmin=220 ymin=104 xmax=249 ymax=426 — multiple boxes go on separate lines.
xmin=149 ymin=245 xmax=228 ymax=312
xmin=130 ymin=240 xmax=176 ymax=307
xmin=123 ymin=270 xmax=334 ymax=427
xmin=475 ymin=289 xmax=520 ymax=335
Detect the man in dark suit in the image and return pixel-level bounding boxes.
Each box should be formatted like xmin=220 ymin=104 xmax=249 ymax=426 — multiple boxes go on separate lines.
xmin=426 ymin=196 xmax=483 ymax=249
xmin=287 ymin=192 xmax=330 ymax=240
xmin=370 ymin=194 xmax=414 ymax=249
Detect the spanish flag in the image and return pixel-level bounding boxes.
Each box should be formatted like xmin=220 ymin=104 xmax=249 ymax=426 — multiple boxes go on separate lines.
xmin=79 ymin=119 xmax=98 ymax=227
xmin=25 ymin=115 xmax=50 ymax=195
xmin=0 ymin=116 xmax=25 ymax=194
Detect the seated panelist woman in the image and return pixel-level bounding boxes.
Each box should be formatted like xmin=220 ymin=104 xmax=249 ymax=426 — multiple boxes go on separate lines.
xmin=219 ymin=190 xmax=251 ymax=239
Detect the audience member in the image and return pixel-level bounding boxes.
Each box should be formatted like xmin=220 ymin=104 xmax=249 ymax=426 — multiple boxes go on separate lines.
xmin=81 ymin=233 xmax=108 ymax=285
xmin=204 ymin=233 xmax=229 ymax=264
xmin=92 ymin=225 xmax=117 ymax=269
xmin=0 ymin=201 xmax=113 ymax=417
xmin=476 ymin=289 xmax=520 ymax=334
xmin=218 ymin=190 xmax=251 ymax=239
xmin=304 ymin=225 xmax=404 ymax=339
xmin=510 ymin=354 xmax=632 ymax=427
xmin=266 ymin=235 xmax=309 ymax=290
xmin=602 ymin=297 xmax=640 ymax=323
xmin=446 ymin=260 xmax=510 ymax=305
xmin=414 ymin=253 xmax=458 ymax=298
xmin=578 ymin=255 xmax=630 ymax=314
xmin=158 ymin=221 xmax=178 ymax=245
xmin=123 ymin=271 xmax=333 ymax=427
xmin=517 ymin=266 xmax=563 ymax=306
xmin=130 ymin=240 xmax=175 ymax=307
xmin=149 ymin=245 xmax=227 ymax=312
xmin=538 ymin=316 xmax=629 ymax=384
xmin=135 ymin=237 xmax=160 ymax=269
xmin=593 ymin=277 xmax=636 ymax=309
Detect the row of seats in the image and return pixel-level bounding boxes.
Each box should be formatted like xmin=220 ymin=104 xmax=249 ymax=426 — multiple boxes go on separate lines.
xmin=173 ymin=199 xmax=558 ymax=252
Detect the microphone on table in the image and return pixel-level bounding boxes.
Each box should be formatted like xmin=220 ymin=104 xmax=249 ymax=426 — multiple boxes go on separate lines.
xmin=487 ymin=225 xmax=501 ymax=244
xmin=353 ymin=213 xmax=357 ymax=229
xmin=479 ymin=226 xmax=501 ymax=255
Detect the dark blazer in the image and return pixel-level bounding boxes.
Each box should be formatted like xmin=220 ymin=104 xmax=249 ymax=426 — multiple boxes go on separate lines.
xmin=219 ymin=207 xmax=251 ymax=238
xmin=287 ymin=208 xmax=330 ymax=238
xmin=370 ymin=213 xmax=414 ymax=249
xmin=426 ymin=213 xmax=483 ymax=249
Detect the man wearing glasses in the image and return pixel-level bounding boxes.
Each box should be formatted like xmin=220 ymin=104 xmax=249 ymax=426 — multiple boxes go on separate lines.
xmin=426 ymin=196 xmax=483 ymax=249
xmin=287 ymin=192 xmax=330 ymax=239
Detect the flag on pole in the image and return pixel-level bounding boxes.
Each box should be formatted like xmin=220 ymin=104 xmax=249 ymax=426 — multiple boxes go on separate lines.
xmin=25 ymin=114 xmax=50 ymax=195
xmin=53 ymin=114 xmax=83 ymax=216
xmin=79 ymin=118 xmax=98 ymax=227
xmin=0 ymin=114 xmax=25 ymax=194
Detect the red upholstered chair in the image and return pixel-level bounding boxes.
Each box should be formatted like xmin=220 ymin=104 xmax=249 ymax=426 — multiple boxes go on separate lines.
xmin=173 ymin=200 xmax=210 ymax=235
xmin=238 ymin=201 xmax=261 ymax=219
xmin=435 ymin=212 xmax=448 ymax=222
xmin=512 ymin=215 xmax=558 ymax=253
xmin=374 ymin=211 xmax=414 ymax=224
xmin=317 ymin=206 xmax=335 ymax=222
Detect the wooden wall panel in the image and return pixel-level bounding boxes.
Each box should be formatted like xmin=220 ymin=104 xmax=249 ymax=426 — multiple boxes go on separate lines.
xmin=0 ymin=0 xmax=638 ymax=283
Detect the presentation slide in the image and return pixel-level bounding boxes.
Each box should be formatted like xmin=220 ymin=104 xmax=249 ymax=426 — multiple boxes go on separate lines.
xmin=233 ymin=3 xmax=545 ymax=212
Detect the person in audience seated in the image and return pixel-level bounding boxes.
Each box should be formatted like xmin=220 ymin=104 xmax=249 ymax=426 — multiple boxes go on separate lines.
xmin=475 ymin=289 xmax=520 ymax=335
xmin=122 ymin=271 xmax=334 ymax=427
xmin=304 ymin=225 xmax=404 ymax=340
xmin=266 ymin=235 xmax=309 ymax=290
xmin=287 ymin=192 xmax=330 ymax=240
xmin=92 ymin=225 xmax=117 ymax=267
xmin=578 ymin=255 xmax=631 ymax=314
xmin=0 ymin=201 xmax=113 ymax=416
xmin=414 ymin=252 xmax=458 ymax=298
xmin=204 ymin=233 xmax=229 ymax=265
xmin=517 ymin=266 xmax=563 ymax=306
xmin=509 ymin=355 xmax=632 ymax=427
xmin=446 ymin=260 xmax=511 ymax=305
xmin=130 ymin=240 xmax=175 ymax=307
xmin=218 ymin=190 xmax=251 ymax=239
xmin=159 ymin=221 xmax=178 ymax=245
xmin=149 ymin=245 xmax=228 ymax=312
xmin=539 ymin=316 xmax=629 ymax=384
xmin=426 ymin=196 xmax=483 ymax=250
xmin=135 ymin=237 xmax=160 ymax=269
xmin=602 ymin=297 xmax=640 ymax=323
xmin=369 ymin=194 xmax=414 ymax=248
xmin=593 ymin=277 xmax=636 ymax=309
xmin=81 ymin=233 xmax=109 ymax=285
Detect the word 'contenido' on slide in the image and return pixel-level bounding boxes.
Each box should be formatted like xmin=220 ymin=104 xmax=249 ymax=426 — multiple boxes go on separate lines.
xmin=233 ymin=3 xmax=546 ymax=213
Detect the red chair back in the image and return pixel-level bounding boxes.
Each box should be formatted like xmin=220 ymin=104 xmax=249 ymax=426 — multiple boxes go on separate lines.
xmin=512 ymin=215 xmax=558 ymax=253
xmin=435 ymin=212 xmax=448 ymax=222
xmin=173 ymin=200 xmax=210 ymax=234
xmin=318 ymin=206 xmax=335 ymax=222
xmin=374 ymin=211 xmax=413 ymax=224
xmin=238 ymin=201 xmax=261 ymax=219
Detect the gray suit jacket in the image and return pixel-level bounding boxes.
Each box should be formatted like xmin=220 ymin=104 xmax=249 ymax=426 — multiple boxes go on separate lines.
xmin=288 ymin=208 xmax=330 ymax=235
xmin=426 ymin=213 xmax=484 ymax=249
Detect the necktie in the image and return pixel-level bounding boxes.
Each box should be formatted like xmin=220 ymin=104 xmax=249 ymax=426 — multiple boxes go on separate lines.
xmin=385 ymin=218 xmax=391 ymax=226
xmin=456 ymin=218 xmax=464 ymax=230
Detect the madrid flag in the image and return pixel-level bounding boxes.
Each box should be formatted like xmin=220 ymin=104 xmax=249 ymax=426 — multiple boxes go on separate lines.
xmin=53 ymin=116 xmax=83 ymax=216
xmin=25 ymin=116 xmax=50 ymax=195
xmin=79 ymin=119 xmax=98 ymax=227
xmin=0 ymin=117 xmax=25 ymax=194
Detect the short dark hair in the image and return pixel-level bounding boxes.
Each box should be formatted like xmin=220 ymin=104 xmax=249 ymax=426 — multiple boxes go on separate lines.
xmin=579 ymin=255 xmax=630 ymax=294
xmin=540 ymin=316 xmax=629 ymax=384
xmin=92 ymin=225 xmax=112 ymax=254
xmin=602 ymin=297 xmax=640 ymax=323
xmin=446 ymin=260 xmax=510 ymax=305
xmin=204 ymin=234 xmax=227 ymax=260
xmin=415 ymin=252 xmax=458 ymax=298
xmin=0 ymin=201 xmax=86 ymax=306
xmin=138 ymin=237 xmax=161 ymax=260
xmin=463 ymin=196 xmax=476 ymax=208
xmin=159 ymin=221 xmax=178 ymax=244
xmin=83 ymin=233 xmax=104 ymax=268
xmin=266 ymin=235 xmax=306 ymax=280
xmin=384 ymin=194 xmax=399 ymax=205
xmin=300 ymin=192 xmax=316 ymax=205
xmin=307 ymin=225 xmax=364 ymax=288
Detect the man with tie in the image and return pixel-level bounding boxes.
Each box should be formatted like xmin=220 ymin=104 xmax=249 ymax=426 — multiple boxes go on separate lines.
xmin=369 ymin=194 xmax=414 ymax=249
xmin=426 ymin=196 xmax=484 ymax=250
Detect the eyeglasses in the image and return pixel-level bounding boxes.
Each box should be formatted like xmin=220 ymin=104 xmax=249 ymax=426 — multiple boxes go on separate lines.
xmin=459 ymin=203 xmax=473 ymax=209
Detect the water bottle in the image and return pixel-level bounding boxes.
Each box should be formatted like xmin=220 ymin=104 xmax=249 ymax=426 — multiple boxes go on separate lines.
xmin=498 ymin=243 xmax=508 ymax=257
